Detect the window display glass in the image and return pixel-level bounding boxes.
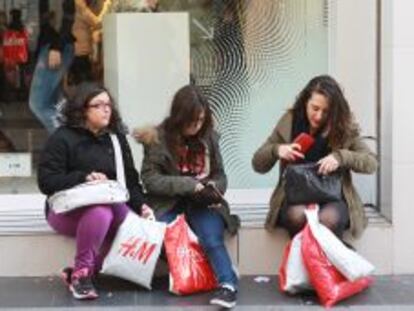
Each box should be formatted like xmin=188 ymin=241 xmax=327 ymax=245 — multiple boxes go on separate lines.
xmin=0 ymin=0 xmax=330 ymax=193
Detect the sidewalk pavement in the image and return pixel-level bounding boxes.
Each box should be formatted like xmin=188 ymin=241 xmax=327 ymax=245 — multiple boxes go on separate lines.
xmin=1 ymin=274 xmax=414 ymax=310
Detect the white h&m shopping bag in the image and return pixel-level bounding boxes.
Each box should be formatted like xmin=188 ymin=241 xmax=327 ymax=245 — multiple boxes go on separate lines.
xmin=101 ymin=212 xmax=166 ymax=289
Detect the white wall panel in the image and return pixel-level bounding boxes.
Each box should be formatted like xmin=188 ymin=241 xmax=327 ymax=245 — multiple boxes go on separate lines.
xmin=103 ymin=12 xmax=190 ymax=167
xmin=329 ymin=0 xmax=378 ymax=207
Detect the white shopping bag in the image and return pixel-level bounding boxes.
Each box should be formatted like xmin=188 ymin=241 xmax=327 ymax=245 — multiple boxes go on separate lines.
xmin=304 ymin=206 xmax=375 ymax=281
xmin=279 ymin=231 xmax=312 ymax=294
xmin=101 ymin=212 xmax=166 ymax=289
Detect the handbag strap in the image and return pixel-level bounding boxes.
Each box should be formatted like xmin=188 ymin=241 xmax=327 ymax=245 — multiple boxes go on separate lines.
xmin=110 ymin=134 xmax=126 ymax=187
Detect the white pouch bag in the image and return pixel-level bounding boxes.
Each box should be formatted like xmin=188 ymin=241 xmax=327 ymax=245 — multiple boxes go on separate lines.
xmin=304 ymin=206 xmax=375 ymax=281
xmin=101 ymin=212 xmax=166 ymax=289
xmin=279 ymin=231 xmax=312 ymax=294
xmin=48 ymin=180 xmax=129 ymax=214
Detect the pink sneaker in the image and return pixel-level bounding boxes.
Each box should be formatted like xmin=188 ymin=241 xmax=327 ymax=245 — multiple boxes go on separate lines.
xmin=69 ymin=268 xmax=98 ymax=300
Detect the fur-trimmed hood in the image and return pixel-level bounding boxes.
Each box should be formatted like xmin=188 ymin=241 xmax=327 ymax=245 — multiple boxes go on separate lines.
xmin=133 ymin=126 xmax=160 ymax=146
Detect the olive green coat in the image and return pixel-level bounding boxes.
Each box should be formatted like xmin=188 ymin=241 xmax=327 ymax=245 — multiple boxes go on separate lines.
xmin=251 ymin=111 xmax=378 ymax=238
xmin=138 ymin=126 xmax=239 ymax=235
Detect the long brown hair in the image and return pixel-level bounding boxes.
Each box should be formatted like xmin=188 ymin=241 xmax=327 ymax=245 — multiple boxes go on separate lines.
xmin=163 ymin=84 xmax=214 ymax=161
xmin=291 ymin=75 xmax=358 ymax=148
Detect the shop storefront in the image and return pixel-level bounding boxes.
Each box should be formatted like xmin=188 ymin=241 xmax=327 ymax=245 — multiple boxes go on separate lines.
xmin=3 ymin=0 xmax=408 ymax=276
xmin=0 ymin=0 xmax=377 ymax=196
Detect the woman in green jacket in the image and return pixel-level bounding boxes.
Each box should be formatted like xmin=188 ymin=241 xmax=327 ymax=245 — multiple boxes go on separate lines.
xmin=252 ymin=75 xmax=377 ymax=239
xmin=134 ymin=85 xmax=239 ymax=308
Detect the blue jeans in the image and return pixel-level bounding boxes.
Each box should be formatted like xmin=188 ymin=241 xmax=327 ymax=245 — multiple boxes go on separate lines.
xmin=159 ymin=204 xmax=238 ymax=289
xmin=29 ymin=44 xmax=74 ymax=133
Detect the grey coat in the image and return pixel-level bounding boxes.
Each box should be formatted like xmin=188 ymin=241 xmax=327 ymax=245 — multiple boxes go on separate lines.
xmin=138 ymin=126 xmax=239 ymax=235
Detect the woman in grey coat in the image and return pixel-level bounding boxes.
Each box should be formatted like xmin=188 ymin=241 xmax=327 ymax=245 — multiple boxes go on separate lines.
xmin=134 ymin=85 xmax=238 ymax=308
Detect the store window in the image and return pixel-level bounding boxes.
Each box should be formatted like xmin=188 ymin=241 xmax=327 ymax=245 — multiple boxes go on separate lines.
xmin=0 ymin=0 xmax=41 ymax=193
xmin=161 ymin=0 xmax=329 ymax=189
xmin=0 ymin=0 xmax=376 ymax=212
xmin=0 ymin=0 xmax=111 ymax=193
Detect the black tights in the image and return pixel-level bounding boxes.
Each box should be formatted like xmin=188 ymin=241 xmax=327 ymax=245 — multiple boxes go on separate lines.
xmin=278 ymin=201 xmax=350 ymax=238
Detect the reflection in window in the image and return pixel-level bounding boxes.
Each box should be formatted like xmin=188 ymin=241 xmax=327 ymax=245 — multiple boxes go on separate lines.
xmin=163 ymin=0 xmax=329 ymax=188
xmin=0 ymin=0 xmax=329 ymax=193
xmin=0 ymin=0 xmax=110 ymax=193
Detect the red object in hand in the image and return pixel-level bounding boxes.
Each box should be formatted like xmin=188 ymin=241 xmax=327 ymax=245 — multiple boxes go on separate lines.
xmin=293 ymin=133 xmax=315 ymax=155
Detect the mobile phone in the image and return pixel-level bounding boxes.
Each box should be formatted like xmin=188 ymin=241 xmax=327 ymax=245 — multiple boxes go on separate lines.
xmin=293 ymin=132 xmax=315 ymax=155
xmin=206 ymin=183 xmax=225 ymax=200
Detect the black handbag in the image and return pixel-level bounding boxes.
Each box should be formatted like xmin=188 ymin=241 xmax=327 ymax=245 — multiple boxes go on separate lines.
xmin=284 ymin=163 xmax=342 ymax=205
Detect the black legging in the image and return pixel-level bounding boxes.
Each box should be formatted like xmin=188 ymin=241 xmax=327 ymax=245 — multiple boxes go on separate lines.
xmin=278 ymin=200 xmax=350 ymax=238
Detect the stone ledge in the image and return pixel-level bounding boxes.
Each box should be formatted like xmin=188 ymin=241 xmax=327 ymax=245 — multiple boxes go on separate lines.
xmin=0 ymin=222 xmax=393 ymax=277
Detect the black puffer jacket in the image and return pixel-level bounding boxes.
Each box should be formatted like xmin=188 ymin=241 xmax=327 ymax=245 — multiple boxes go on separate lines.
xmin=38 ymin=126 xmax=145 ymax=214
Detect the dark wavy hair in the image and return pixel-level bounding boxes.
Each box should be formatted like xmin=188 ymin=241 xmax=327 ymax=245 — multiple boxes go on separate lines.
xmin=291 ymin=75 xmax=358 ymax=148
xmin=162 ymin=84 xmax=214 ymax=157
xmin=60 ymin=82 xmax=125 ymax=133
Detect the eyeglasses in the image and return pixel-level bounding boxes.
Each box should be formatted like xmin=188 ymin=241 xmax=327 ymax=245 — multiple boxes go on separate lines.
xmin=87 ymin=101 xmax=112 ymax=110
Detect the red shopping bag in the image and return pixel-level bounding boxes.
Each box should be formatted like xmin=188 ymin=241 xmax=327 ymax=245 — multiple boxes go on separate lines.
xmin=3 ymin=29 xmax=28 ymax=65
xmin=301 ymin=224 xmax=373 ymax=308
xmin=164 ymin=215 xmax=218 ymax=295
xmin=304 ymin=207 xmax=374 ymax=281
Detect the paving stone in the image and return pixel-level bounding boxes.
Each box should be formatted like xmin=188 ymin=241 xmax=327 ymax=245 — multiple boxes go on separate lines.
xmin=1 ymin=275 xmax=414 ymax=310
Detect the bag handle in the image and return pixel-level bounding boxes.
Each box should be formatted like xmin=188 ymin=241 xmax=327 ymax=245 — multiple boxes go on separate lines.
xmin=110 ymin=134 xmax=126 ymax=187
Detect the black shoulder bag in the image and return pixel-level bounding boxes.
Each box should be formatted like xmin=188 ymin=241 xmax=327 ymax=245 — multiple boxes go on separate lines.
xmin=284 ymin=163 xmax=342 ymax=205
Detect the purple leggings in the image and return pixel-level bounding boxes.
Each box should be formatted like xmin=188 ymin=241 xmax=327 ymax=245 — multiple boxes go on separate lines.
xmin=47 ymin=203 xmax=130 ymax=274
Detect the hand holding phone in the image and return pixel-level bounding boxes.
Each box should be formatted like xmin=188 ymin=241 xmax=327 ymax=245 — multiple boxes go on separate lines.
xmin=205 ymin=182 xmax=228 ymax=209
xmin=293 ymin=132 xmax=315 ymax=155
xmin=193 ymin=183 xmax=223 ymax=206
